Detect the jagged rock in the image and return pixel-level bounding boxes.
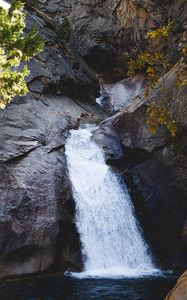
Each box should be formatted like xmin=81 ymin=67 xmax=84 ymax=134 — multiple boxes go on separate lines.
xmin=68 ymin=0 xmax=186 ymax=79
xmin=24 ymin=8 xmax=100 ymax=102
xmin=30 ymin=0 xmax=186 ymax=81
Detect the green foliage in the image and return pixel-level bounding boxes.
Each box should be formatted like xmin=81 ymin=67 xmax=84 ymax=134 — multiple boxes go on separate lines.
xmin=56 ymin=16 xmax=71 ymax=44
xmin=128 ymin=21 xmax=187 ymax=136
xmin=0 ymin=0 xmax=44 ymax=109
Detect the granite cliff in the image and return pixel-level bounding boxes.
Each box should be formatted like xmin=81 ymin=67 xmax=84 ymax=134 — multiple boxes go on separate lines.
xmin=0 ymin=0 xmax=186 ymax=282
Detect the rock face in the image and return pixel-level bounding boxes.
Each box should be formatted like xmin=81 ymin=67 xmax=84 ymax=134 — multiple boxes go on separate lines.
xmin=0 ymin=0 xmax=187 ymax=280
xmin=32 ymin=0 xmax=186 ymax=82
xmin=24 ymin=6 xmax=100 ymax=102
xmin=93 ymin=63 xmax=187 ymax=269
xmin=113 ymin=65 xmax=187 ymax=270
xmin=165 ymin=271 xmax=187 ymax=300
xmin=0 ymin=93 xmax=103 ymax=278
xmin=27 ymin=0 xmax=187 ymax=275
xmin=71 ymin=1 xmax=186 ymax=78
xmin=99 ymin=74 xmax=144 ymax=114
xmin=0 ymin=1 xmax=104 ymax=279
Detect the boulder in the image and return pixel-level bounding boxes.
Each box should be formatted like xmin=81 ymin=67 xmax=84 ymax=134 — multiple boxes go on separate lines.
xmin=165 ymin=271 xmax=187 ymax=300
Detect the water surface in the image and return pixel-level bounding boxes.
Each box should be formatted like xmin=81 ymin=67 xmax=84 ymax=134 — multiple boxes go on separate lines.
xmin=0 ymin=274 xmax=176 ymax=300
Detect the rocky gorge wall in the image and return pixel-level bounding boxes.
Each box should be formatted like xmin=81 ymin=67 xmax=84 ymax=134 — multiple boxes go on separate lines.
xmin=0 ymin=93 xmax=104 ymax=278
xmin=0 ymin=1 xmax=104 ymax=278
xmin=93 ymin=64 xmax=187 ymax=269
xmin=0 ymin=0 xmax=186 ymax=281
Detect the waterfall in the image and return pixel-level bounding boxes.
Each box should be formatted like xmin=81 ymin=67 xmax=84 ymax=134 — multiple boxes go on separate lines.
xmin=65 ymin=124 xmax=158 ymax=277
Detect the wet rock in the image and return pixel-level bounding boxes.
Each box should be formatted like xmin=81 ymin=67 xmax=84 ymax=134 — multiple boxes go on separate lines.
xmin=92 ymin=115 xmax=123 ymax=163
xmin=100 ymin=74 xmax=144 ymax=114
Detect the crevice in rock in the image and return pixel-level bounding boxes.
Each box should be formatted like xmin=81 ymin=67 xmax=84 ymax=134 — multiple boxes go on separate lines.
xmin=3 ymin=145 xmax=40 ymax=164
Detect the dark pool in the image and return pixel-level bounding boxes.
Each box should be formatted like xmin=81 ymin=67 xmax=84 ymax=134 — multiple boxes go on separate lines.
xmin=0 ymin=273 xmax=177 ymax=300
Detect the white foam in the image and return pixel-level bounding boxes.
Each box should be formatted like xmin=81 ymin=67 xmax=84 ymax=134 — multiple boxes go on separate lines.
xmin=65 ymin=125 xmax=159 ymax=278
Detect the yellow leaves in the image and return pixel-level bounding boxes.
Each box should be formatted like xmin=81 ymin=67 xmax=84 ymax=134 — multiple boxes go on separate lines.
xmin=128 ymin=22 xmax=173 ymax=83
xmin=127 ymin=21 xmax=182 ymax=137
xmin=147 ymin=28 xmax=167 ymax=39
xmin=182 ymin=44 xmax=187 ymax=58
xmin=176 ymin=78 xmax=187 ymax=89
xmin=146 ymin=21 xmax=173 ymax=40
xmin=128 ymin=51 xmax=167 ymax=83
xmin=160 ymin=86 xmax=167 ymax=94
xmin=146 ymin=104 xmax=177 ymax=136
xmin=154 ymin=53 xmax=163 ymax=60
xmin=146 ymin=66 xmax=155 ymax=76
xmin=175 ymin=45 xmax=187 ymax=89
xmin=167 ymin=124 xmax=177 ymax=137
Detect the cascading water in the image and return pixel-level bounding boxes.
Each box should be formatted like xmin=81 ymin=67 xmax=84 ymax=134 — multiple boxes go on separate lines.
xmin=65 ymin=124 xmax=159 ymax=277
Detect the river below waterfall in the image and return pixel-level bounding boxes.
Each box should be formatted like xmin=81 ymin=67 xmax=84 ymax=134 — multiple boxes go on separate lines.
xmin=0 ymin=273 xmax=177 ymax=300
